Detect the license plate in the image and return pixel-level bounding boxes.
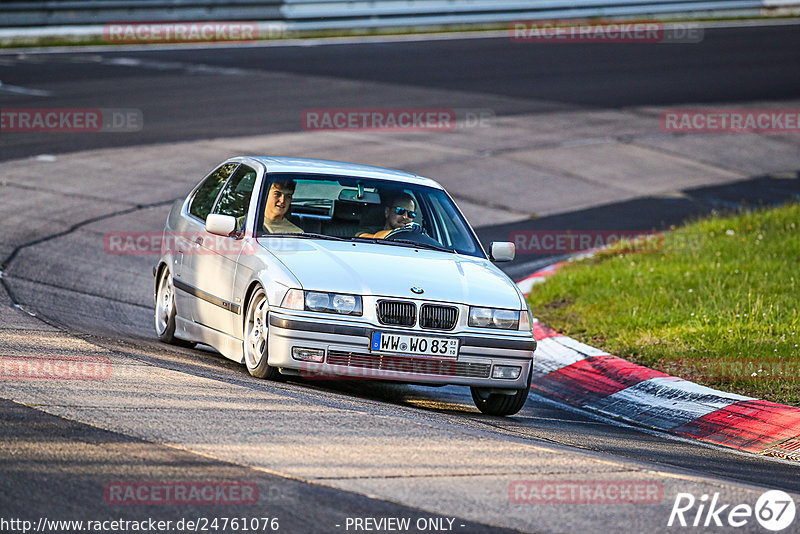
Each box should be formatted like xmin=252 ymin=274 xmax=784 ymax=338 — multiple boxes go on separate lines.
xmin=370 ymin=332 xmax=459 ymax=358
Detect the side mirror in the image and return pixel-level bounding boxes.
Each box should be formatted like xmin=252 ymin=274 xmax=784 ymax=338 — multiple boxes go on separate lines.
xmin=490 ymin=241 xmax=515 ymax=262
xmin=206 ymin=214 xmax=237 ymax=237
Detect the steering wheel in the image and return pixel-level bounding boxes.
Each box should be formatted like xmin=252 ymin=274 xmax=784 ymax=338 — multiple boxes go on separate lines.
xmin=385 ymin=222 xmax=425 ymax=239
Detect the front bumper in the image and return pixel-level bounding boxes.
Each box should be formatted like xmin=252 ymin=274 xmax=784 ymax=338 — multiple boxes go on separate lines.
xmin=267 ymin=311 xmax=536 ymax=388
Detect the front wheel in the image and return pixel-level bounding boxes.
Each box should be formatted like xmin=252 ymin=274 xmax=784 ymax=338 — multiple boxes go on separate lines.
xmin=243 ymin=287 xmax=280 ymax=380
xmin=471 ymin=383 xmax=530 ymax=416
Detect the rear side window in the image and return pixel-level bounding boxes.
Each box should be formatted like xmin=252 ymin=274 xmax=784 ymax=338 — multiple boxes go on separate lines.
xmin=189 ymin=163 xmax=238 ymax=222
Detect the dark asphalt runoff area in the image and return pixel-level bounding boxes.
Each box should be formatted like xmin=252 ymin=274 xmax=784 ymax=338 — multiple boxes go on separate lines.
xmin=2 ymin=22 xmax=800 ymax=533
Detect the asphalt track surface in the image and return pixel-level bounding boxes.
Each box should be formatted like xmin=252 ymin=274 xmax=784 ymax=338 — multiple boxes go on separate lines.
xmin=2 ymin=24 xmax=800 ymax=160
xmin=2 ymin=23 xmax=800 ymax=533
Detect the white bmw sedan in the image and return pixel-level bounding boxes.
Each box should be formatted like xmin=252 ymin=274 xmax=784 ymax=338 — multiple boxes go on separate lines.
xmin=154 ymin=156 xmax=536 ymax=415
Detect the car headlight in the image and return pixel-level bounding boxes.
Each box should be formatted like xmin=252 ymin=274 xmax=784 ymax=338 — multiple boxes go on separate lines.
xmin=331 ymin=293 xmax=359 ymax=314
xmin=469 ymin=307 xmax=493 ymax=327
xmin=469 ymin=307 xmax=520 ymax=330
xmin=281 ymin=289 xmax=362 ymax=316
xmin=305 ymin=291 xmax=330 ymax=312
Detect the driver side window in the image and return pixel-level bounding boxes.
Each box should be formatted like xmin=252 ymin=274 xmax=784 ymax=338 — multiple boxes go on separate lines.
xmin=189 ymin=163 xmax=238 ymax=222
xmin=212 ymin=164 xmax=257 ymax=231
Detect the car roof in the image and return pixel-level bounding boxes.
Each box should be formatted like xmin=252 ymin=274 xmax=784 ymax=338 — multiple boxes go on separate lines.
xmin=239 ymin=156 xmax=443 ymax=189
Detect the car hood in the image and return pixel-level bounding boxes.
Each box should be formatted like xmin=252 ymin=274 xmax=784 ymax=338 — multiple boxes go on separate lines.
xmin=257 ymin=238 xmax=523 ymax=308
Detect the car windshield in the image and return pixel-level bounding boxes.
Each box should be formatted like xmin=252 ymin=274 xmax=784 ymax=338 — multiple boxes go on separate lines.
xmin=256 ymin=173 xmax=484 ymax=258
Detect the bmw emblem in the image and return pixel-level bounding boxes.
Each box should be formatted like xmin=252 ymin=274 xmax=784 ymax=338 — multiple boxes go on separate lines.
xmin=411 ymin=287 xmax=424 ymax=294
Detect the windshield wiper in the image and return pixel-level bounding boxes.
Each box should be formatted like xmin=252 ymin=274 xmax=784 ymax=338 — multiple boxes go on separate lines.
xmin=349 ymin=236 xmax=454 ymax=253
xmin=390 ymin=239 xmax=455 ymax=253
xmin=260 ymin=232 xmax=346 ymax=241
xmin=348 ymin=236 xmax=382 ymax=244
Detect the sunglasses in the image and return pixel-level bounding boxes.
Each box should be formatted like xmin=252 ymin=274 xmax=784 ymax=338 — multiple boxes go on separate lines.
xmin=393 ymin=207 xmax=417 ymax=219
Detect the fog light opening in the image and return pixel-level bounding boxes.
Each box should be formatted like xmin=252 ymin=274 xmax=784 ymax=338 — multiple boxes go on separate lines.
xmin=492 ymin=365 xmax=521 ymax=379
xmin=292 ymin=347 xmax=325 ymax=363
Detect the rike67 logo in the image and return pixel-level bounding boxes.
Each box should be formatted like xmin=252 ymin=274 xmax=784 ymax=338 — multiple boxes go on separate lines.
xmin=668 ymin=490 xmax=796 ymax=531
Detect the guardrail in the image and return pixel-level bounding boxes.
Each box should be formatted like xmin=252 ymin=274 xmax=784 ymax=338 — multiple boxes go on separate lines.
xmin=0 ymin=1 xmax=283 ymax=27
xmin=280 ymin=0 xmax=767 ymax=30
xmin=0 ymin=0 xmax=794 ymax=28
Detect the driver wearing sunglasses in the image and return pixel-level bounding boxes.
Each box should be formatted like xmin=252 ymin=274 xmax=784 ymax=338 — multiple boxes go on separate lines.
xmin=356 ymin=193 xmax=417 ymax=239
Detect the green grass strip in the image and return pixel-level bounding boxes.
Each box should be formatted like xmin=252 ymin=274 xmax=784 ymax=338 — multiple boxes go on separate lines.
xmin=527 ymin=202 xmax=800 ymax=405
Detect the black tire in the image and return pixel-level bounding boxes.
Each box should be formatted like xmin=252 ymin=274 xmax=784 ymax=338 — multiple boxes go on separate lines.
xmin=470 ymin=386 xmax=530 ymax=416
xmin=154 ymin=268 xmax=196 ymax=347
xmin=470 ymin=367 xmax=532 ymax=416
xmin=243 ymin=287 xmax=281 ymax=380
